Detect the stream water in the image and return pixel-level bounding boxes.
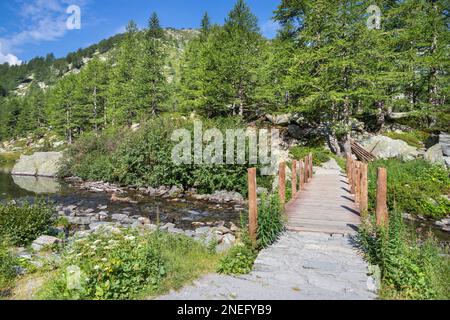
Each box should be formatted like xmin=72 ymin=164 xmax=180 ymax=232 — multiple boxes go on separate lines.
xmin=0 ymin=163 xmax=242 ymax=230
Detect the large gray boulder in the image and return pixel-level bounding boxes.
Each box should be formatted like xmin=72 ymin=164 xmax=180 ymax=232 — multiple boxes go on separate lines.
xmin=424 ymin=144 xmax=445 ymax=166
xmin=11 ymin=152 xmax=63 ymax=177
xmin=439 ymin=133 xmax=450 ymax=156
xmin=361 ymin=136 xmax=419 ymax=160
xmin=265 ymin=114 xmax=291 ymax=126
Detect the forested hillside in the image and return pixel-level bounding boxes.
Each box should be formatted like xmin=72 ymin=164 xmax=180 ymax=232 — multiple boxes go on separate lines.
xmin=0 ymin=0 xmax=448 ymax=150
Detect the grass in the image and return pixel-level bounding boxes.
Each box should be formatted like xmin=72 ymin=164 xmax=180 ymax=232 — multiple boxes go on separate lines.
xmin=37 ymin=229 xmax=221 ymax=300
xmin=146 ymin=232 xmax=221 ymax=298
xmin=358 ymin=211 xmax=450 ymax=300
xmin=359 ymin=158 xmax=450 ymax=300
xmin=0 ymin=152 xmax=20 ymax=165
xmin=383 ymin=130 xmax=430 ymax=149
xmin=289 ymin=146 xmax=332 ymax=166
xmin=368 ymin=159 xmax=450 ymax=219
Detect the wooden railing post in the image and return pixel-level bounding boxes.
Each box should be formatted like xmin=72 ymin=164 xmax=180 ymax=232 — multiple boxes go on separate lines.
xmin=279 ymin=162 xmax=286 ymax=207
xmin=291 ymin=160 xmax=297 ymax=196
xmin=350 ymin=160 xmax=356 ymax=195
xmin=304 ymin=157 xmax=309 ymax=183
xmin=355 ymin=162 xmax=361 ymax=205
xmin=360 ymin=163 xmax=368 ymax=216
xmin=309 ymin=153 xmax=313 ymax=178
xmin=376 ymin=167 xmax=388 ymax=227
xmin=299 ymin=160 xmax=305 ymax=190
xmin=248 ymin=168 xmax=258 ymax=244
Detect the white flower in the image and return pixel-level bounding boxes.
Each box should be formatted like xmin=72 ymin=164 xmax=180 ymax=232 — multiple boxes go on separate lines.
xmin=124 ymin=236 xmax=136 ymax=241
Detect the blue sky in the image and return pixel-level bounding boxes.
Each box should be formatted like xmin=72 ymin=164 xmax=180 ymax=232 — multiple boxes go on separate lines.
xmin=0 ymin=0 xmax=281 ymax=65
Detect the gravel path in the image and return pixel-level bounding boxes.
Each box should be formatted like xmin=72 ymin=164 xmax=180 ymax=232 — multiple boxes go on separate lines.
xmin=157 ymin=231 xmax=378 ymax=300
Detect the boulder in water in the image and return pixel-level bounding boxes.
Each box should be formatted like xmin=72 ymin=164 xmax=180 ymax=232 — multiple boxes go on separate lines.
xmin=11 ymin=152 xmax=63 ymax=177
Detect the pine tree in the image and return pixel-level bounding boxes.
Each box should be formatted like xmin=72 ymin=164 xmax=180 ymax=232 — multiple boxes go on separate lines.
xmin=107 ymin=20 xmax=140 ymax=126
xmin=136 ymin=12 xmax=169 ymax=116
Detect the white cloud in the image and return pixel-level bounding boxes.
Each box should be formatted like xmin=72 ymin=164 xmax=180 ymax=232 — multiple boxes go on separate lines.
xmin=0 ymin=42 xmax=22 ymax=65
xmin=0 ymin=0 xmax=88 ymax=63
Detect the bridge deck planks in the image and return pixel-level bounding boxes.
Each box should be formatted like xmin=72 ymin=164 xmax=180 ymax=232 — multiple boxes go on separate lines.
xmin=286 ymin=168 xmax=361 ymax=235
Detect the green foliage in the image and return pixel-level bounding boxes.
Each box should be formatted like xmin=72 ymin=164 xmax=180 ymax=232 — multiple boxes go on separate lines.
xmin=0 ymin=241 xmax=18 ymax=294
xmin=40 ymin=230 xmax=219 ymax=300
xmin=289 ymin=146 xmax=331 ymax=166
xmin=368 ymin=159 xmax=450 ymax=219
xmin=60 ymin=116 xmax=251 ymax=195
xmin=217 ymin=242 xmax=257 ymax=275
xmin=0 ymin=200 xmax=54 ymax=246
xmin=383 ymin=131 xmax=430 ymax=149
xmin=257 ymin=193 xmax=285 ymax=248
xmin=40 ymin=230 xmax=166 ymax=300
xmin=358 ymin=212 xmax=450 ymax=300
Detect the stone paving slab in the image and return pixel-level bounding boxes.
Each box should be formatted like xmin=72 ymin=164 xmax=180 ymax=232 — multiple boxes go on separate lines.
xmin=157 ymin=232 xmax=377 ymax=300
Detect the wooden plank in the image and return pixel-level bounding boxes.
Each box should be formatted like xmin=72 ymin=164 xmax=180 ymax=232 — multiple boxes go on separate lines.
xmin=360 ymin=163 xmax=368 ymax=216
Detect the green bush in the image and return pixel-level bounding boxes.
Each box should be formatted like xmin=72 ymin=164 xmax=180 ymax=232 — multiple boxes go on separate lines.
xmin=0 ymin=241 xmax=18 ymax=294
xmin=0 ymin=200 xmax=54 ymax=246
xmin=367 ymin=159 xmax=450 ymax=219
xmin=358 ymin=211 xmax=450 ymax=299
xmin=40 ymin=230 xmax=166 ymax=300
xmin=289 ymin=146 xmax=331 ymax=166
xmin=60 ymin=116 xmax=254 ymax=195
xmin=257 ymin=193 xmax=285 ymax=248
xmin=217 ymin=243 xmax=257 ymax=275
xmin=383 ymin=131 xmax=430 ymax=148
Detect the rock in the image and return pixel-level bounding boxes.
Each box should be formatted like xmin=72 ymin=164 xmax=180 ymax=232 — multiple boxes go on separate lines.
xmin=96 ymin=212 xmax=108 ymax=221
xmin=195 ymin=226 xmax=211 ymax=235
xmin=73 ymin=229 xmax=92 ymax=239
xmin=164 ymin=186 xmax=184 ymax=198
xmin=216 ymin=234 xmax=236 ymax=253
xmin=361 ymin=136 xmax=419 ymax=160
xmin=84 ymin=208 xmax=95 ymax=214
xmin=192 ymin=222 xmax=206 ymax=227
xmin=266 ymin=114 xmax=291 ymax=126
xmin=138 ymin=217 xmax=151 ymax=225
xmin=111 ymin=214 xmax=132 ymax=223
xmin=321 ymin=158 xmax=341 ymax=170
xmin=68 ymin=216 xmax=91 ymax=225
xmin=439 ymin=133 xmax=450 ymax=156
xmin=31 ymin=236 xmax=60 ymax=252
xmin=110 ymin=193 xmax=138 ymax=204
xmin=444 ymin=157 xmax=450 ymax=169
xmin=214 ymin=226 xmax=232 ymax=235
xmin=424 ymin=144 xmax=445 ymax=165
xmin=208 ymin=191 xmax=244 ymax=204
xmin=184 ymin=230 xmax=195 ymax=238
xmin=131 ymin=123 xmax=141 ymax=132
xmin=89 ymin=222 xmax=114 ymax=231
xmin=229 ymin=222 xmax=239 ymax=232
xmin=287 ymin=124 xmax=303 ymax=139
xmin=12 ymin=152 xmax=63 ymax=177
xmin=161 ymin=223 xmax=176 ymax=231
xmin=97 ymin=205 xmax=107 ymax=210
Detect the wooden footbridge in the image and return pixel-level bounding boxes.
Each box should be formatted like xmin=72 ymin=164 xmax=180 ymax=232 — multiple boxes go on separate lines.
xmin=247 ymin=153 xmax=389 ymax=241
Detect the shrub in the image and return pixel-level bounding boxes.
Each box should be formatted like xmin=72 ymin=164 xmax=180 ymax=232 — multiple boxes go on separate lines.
xmin=40 ymin=230 xmax=166 ymax=300
xmin=0 ymin=241 xmax=18 ymax=294
xmin=367 ymin=159 xmax=450 ymax=219
xmin=358 ymin=211 xmax=450 ymax=299
xmin=0 ymin=200 xmax=54 ymax=246
xmin=217 ymin=243 xmax=257 ymax=275
xmin=289 ymin=146 xmax=331 ymax=166
xmin=59 ymin=116 xmax=253 ymax=195
xmin=257 ymin=193 xmax=285 ymax=248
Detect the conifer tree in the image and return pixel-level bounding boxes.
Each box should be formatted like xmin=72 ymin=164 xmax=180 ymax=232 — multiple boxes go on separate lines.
xmin=136 ymin=12 xmax=169 ymax=116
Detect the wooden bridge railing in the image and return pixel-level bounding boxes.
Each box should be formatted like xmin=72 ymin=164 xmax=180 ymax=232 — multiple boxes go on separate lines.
xmin=248 ymin=153 xmax=314 ymax=244
xmin=346 ymin=155 xmax=388 ymax=227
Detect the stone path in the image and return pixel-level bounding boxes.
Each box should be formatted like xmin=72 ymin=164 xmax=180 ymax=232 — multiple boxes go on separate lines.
xmin=157 ymin=161 xmax=377 ymax=300
xmin=158 ymin=231 xmax=377 ymax=300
